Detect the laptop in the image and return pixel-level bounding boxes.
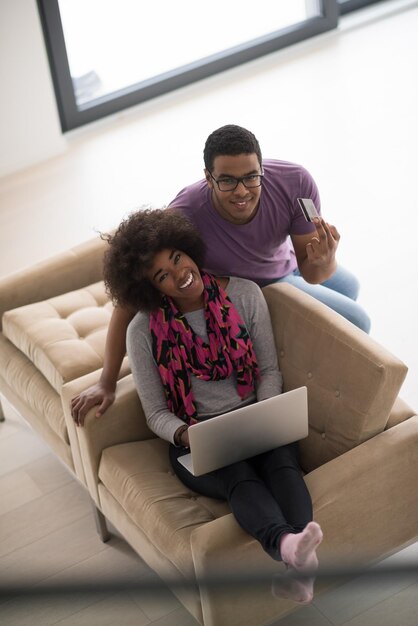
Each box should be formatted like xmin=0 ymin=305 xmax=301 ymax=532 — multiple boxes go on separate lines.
xmin=178 ymin=386 xmax=308 ymax=476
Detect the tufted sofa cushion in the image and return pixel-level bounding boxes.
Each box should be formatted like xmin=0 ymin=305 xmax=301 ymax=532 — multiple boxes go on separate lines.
xmin=2 ymin=282 xmax=114 ymax=393
xmin=98 ymin=438 xmax=230 ymax=579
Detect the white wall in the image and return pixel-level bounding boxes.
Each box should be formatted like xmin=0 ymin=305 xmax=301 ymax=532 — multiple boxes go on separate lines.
xmin=0 ymin=0 xmax=66 ymax=178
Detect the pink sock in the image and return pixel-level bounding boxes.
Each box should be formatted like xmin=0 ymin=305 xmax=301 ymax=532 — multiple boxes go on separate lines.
xmin=279 ymin=521 xmax=323 ymax=572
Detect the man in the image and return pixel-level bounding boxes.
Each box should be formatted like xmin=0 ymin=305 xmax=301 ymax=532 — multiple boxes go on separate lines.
xmin=71 ymin=124 xmax=370 ymax=422
xmin=170 ymin=124 xmax=369 ymax=327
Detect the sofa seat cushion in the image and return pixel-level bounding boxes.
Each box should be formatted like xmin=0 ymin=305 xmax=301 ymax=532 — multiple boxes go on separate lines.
xmin=99 ymin=438 xmax=230 ymax=578
xmin=2 ymin=282 xmax=115 ymax=393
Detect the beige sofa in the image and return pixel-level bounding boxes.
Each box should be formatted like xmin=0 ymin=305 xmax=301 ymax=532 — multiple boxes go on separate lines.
xmin=1 ymin=236 xmax=418 ymax=626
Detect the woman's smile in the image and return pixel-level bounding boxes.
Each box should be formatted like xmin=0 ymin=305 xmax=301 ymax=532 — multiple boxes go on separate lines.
xmin=147 ymin=249 xmax=205 ymax=312
xmin=179 ymin=271 xmax=194 ymax=289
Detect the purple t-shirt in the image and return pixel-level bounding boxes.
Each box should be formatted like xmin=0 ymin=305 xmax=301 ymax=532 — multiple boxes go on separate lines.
xmin=169 ymin=159 xmax=320 ymax=285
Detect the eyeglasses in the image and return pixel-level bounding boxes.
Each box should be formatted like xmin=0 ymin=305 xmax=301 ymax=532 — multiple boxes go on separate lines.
xmin=209 ymin=172 xmax=264 ymax=192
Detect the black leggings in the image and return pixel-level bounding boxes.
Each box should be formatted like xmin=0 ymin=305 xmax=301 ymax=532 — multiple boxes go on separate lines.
xmin=170 ymin=442 xmax=312 ymax=561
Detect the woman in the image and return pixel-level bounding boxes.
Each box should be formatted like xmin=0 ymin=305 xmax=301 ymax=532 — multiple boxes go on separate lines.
xmin=99 ymin=208 xmax=323 ymax=602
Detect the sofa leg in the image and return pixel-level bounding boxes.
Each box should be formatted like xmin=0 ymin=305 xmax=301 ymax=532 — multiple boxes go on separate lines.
xmin=91 ymin=502 xmax=110 ymax=543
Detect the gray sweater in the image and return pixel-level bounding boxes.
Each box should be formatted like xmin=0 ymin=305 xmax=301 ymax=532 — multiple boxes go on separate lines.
xmin=127 ymin=277 xmax=283 ymax=444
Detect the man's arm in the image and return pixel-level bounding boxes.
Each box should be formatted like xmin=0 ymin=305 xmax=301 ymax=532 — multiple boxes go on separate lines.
xmin=291 ymin=217 xmax=340 ymax=284
xmin=71 ymin=305 xmax=135 ymax=425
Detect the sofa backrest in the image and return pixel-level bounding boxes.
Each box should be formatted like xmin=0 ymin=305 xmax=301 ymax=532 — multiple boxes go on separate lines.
xmin=263 ymin=283 xmax=408 ymax=473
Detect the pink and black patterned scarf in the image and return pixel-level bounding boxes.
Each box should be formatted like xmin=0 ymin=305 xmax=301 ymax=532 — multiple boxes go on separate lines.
xmin=149 ymin=271 xmax=259 ymax=424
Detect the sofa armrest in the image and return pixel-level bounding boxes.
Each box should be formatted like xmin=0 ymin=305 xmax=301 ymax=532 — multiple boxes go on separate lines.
xmin=305 ymin=414 xmax=418 ymax=564
xmin=263 ymin=283 xmax=408 ymax=471
xmin=385 ymin=396 xmax=415 ymax=430
xmin=61 ymin=373 xmax=153 ymax=503
xmin=0 ymin=236 xmax=106 ymax=328
xmin=190 ymin=513 xmax=289 ymax=626
xmin=60 ymin=358 xmax=131 ymax=485
xmin=190 ymin=416 xmax=418 ymax=626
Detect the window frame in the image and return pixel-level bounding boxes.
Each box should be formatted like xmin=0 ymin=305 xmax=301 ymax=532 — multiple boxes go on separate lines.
xmin=338 ymin=0 xmax=385 ymax=14
xmin=38 ymin=0 xmax=341 ymax=132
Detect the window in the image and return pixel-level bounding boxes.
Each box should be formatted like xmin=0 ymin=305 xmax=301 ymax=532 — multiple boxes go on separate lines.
xmin=37 ymin=1 xmax=384 ymax=132
xmin=60 ymin=1 xmax=324 ymax=108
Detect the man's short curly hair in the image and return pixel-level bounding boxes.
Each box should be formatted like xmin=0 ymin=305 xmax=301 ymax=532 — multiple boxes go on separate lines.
xmin=102 ymin=208 xmax=206 ymax=311
xmin=203 ymin=124 xmax=262 ymax=171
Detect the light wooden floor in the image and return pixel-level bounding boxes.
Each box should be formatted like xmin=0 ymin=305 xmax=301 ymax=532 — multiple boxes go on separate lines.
xmin=1 ymin=1 xmax=418 ymax=624
xmin=0 ymin=401 xmax=199 ymax=626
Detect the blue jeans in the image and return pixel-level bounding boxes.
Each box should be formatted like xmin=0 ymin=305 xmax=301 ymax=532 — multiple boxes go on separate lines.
xmin=270 ymin=265 xmax=371 ymax=333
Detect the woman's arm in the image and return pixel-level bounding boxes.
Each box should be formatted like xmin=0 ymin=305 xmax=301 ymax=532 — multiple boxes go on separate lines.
xmin=127 ymin=314 xmax=188 ymax=444
xmin=71 ymin=305 xmax=134 ymax=424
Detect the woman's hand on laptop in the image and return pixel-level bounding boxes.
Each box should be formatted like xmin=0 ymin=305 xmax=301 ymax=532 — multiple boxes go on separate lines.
xmin=174 ymin=424 xmax=190 ymax=448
